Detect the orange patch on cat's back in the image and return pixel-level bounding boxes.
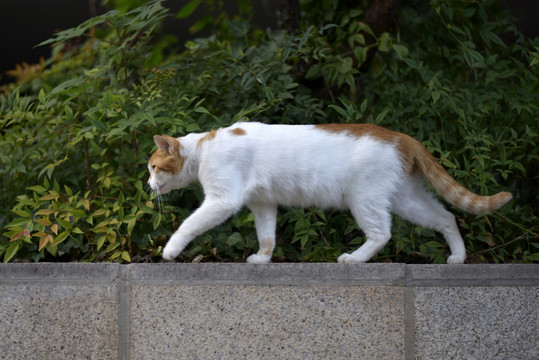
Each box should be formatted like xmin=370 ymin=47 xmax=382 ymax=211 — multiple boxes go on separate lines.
xmin=197 ymin=130 xmax=218 ymax=148
xmin=315 ymin=123 xmax=396 ymax=141
xmin=315 ymin=123 xmax=416 ymax=173
xmin=230 ymin=127 xmax=247 ymax=136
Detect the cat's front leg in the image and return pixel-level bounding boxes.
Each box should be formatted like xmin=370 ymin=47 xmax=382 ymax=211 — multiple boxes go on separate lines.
xmin=162 ymin=233 xmax=190 ymax=260
xmin=246 ymin=202 xmax=277 ymax=264
xmin=162 ymin=198 xmax=239 ymax=260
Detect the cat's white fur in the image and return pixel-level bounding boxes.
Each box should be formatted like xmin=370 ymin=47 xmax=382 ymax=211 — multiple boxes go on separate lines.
xmin=148 ymin=122 xmax=512 ymax=264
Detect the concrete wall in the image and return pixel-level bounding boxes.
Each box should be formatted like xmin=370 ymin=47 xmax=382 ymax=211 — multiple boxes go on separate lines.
xmin=0 ymin=263 xmax=537 ymax=360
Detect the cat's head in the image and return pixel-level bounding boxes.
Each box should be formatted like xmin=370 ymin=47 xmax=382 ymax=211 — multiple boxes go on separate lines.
xmin=147 ymin=135 xmax=185 ymax=194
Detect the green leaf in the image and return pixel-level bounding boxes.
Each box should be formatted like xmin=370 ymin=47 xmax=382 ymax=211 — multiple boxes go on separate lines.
xmin=88 ymin=117 xmax=107 ymax=132
xmin=152 ymin=213 xmax=161 ymax=230
xmin=4 ymin=242 xmax=20 ymax=263
xmin=176 ymin=0 xmax=201 ymax=19
xmin=125 ymin=215 xmax=137 ymax=235
xmin=72 ymin=227 xmax=84 ymax=234
xmin=227 ymin=232 xmax=243 ymax=247
xmin=105 ymin=242 xmax=121 ymax=253
xmin=56 ymin=218 xmax=73 ymax=230
xmin=50 ymin=77 xmax=86 ymax=96
xmin=37 ymin=14 xmax=109 ymax=46
xmin=53 ymin=231 xmax=70 ymax=246
xmin=378 ymin=33 xmax=392 ymax=52
xmin=354 ymin=47 xmax=368 ymax=65
xmin=392 ymin=44 xmax=409 ymax=58
xmin=194 ymin=106 xmax=213 ymax=116
xmin=360 ymin=98 xmax=368 ymax=113
xmin=357 ymin=22 xmax=375 ymax=37
xmin=374 ymin=109 xmax=389 ymax=124
xmin=185 ymin=123 xmax=201 ymax=132
xmin=121 ymin=251 xmax=131 ymax=262
xmin=305 ymin=64 xmax=321 ymax=79
xmin=27 ymin=185 xmax=48 ymax=194
xmin=319 ymin=23 xmax=338 ymax=35
xmin=97 ymin=236 xmax=106 ymax=251
xmin=432 ymin=90 xmax=441 ymax=104
xmin=264 ymin=87 xmax=275 ymax=103
xmin=11 ymin=209 xmax=31 ymax=218
xmin=300 ymin=234 xmax=310 ymax=249
xmin=328 ymin=104 xmax=348 ymax=117
xmin=38 ymin=89 xmax=46 ymax=104
xmin=524 ymin=253 xmax=539 ymax=262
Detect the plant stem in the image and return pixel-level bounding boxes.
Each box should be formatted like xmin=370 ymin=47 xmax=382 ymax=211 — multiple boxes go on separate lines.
xmin=494 ymin=211 xmax=539 ymax=238
xmin=84 ymin=140 xmax=92 ymax=191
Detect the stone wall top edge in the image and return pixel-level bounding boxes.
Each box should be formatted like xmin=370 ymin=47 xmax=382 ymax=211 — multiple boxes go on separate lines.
xmin=0 ymin=263 xmax=536 ymax=286
xmin=406 ymin=264 xmax=539 ymax=286
xmin=0 ymin=262 xmax=122 ymax=281
xmin=126 ymin=263 xmax=407 ymax=285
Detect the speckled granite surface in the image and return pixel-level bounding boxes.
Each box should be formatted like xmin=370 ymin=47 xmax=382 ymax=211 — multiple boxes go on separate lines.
xmin=130 ymin=284 xmax=404 ymax=359
xmin=0 ymin=263 xmax=537 ymax=360
xmin=414 ymin=286 xmax=538 ymax=360
xmin=0 ymin=264 xmax=121 ymax=360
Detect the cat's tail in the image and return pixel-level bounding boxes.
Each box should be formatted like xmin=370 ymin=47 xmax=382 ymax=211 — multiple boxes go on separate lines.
xmin=410 ymin=138 xmax=512 ymax=215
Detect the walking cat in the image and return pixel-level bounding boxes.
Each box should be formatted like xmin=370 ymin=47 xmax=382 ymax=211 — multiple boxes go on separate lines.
xmin=147 ymin=122 xmax=512 ymax=263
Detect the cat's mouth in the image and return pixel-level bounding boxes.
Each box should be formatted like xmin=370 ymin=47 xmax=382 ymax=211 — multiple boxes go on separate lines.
xmin=151 ymin=182 xmax=172 ymax=195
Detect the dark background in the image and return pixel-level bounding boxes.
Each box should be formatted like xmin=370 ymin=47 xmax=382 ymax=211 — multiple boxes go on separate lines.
xmin=0 ymin=0 xmax=537 ymax=85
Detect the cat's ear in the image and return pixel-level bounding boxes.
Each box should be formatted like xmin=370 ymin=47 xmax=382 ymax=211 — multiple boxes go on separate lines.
xmin=154 ymin=135 xmax=180 ymax=154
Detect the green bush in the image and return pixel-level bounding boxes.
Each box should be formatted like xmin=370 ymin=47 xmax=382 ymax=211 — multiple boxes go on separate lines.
xmin=1 ymin=0 xmax=537 ymax=263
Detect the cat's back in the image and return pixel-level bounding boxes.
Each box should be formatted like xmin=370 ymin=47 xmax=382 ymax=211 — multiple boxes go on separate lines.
xmin=228 ymin=122 xmax=399 ymax=140
xmin=225 ymin=122 xmax=400 ymax=153
xmin=218 ymin=122 xmax=401 ymax=174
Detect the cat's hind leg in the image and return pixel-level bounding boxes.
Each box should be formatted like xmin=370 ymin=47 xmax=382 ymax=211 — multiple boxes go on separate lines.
xmin=246 ymin=202 xmax=278 ymax=264
xmin=391 ymin=175 xmax=466 ymax=264
xmin=338 ymin=199 xmax=393 ymax=264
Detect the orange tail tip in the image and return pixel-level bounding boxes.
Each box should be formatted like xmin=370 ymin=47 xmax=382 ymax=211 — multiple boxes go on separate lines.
xmin=410 ymin=138 xmax=513 ymax=215
xmin=463 ymin=191 xmax=513 ymax=215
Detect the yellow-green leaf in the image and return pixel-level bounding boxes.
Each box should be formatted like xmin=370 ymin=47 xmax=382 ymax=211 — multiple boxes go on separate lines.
xmin=40 ymin=191 xmax=60 ymax=201
xmin=35 ymin=218 xmax=53 ymax=226
xmin=56 ymin=218 xmax=73 ymax=230
xmin=27 ymin=185 xmax=47 ymax=194
xmin=53 ymin=231 xmax=70 ymax=246
xmin=11 ymin=209 xmax=31 ymax=218
xmin=72 ymin=227 xmax=84 ymax=234
xmin=93 ymin=209 xmax=109 ymax=217
xmin=126 ymin=217 xmax=137 ymax=235
xmin=97 ymin=235 xmax=106 ymax=251
xmin=107 ymin=231 xmax=117 ymax=243
xmin=105 ymin=242 xmax=120 ymax=253
xmin=36 ymin=209 xmax=55 ymax=216
xmin=4 ymin=242 xmax=20 ymax=262
xmin=121 ymin=251 xmax=131 ymax=262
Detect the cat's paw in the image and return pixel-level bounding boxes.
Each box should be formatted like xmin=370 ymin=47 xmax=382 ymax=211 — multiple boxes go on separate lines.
xmin=162 ymin=244 xmax=183 ymax=260
xmin=447 ymin=254 xmax=466 ymax=264
xmin=337 ymin=253 xmax=365 ymax=264
xmin=246 ymin=254 xmax=271 ymax=264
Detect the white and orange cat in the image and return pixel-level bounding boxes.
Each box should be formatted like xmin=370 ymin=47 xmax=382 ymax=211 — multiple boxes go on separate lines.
xmin=148 ymin=122 xmax=512 ymax=264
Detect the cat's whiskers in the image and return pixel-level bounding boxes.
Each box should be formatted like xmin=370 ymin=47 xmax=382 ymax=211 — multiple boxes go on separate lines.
xmin=148 ymin=185 xmax=163 ymax=213
xmin=156 ymin=190 xmax=164 ymax=212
